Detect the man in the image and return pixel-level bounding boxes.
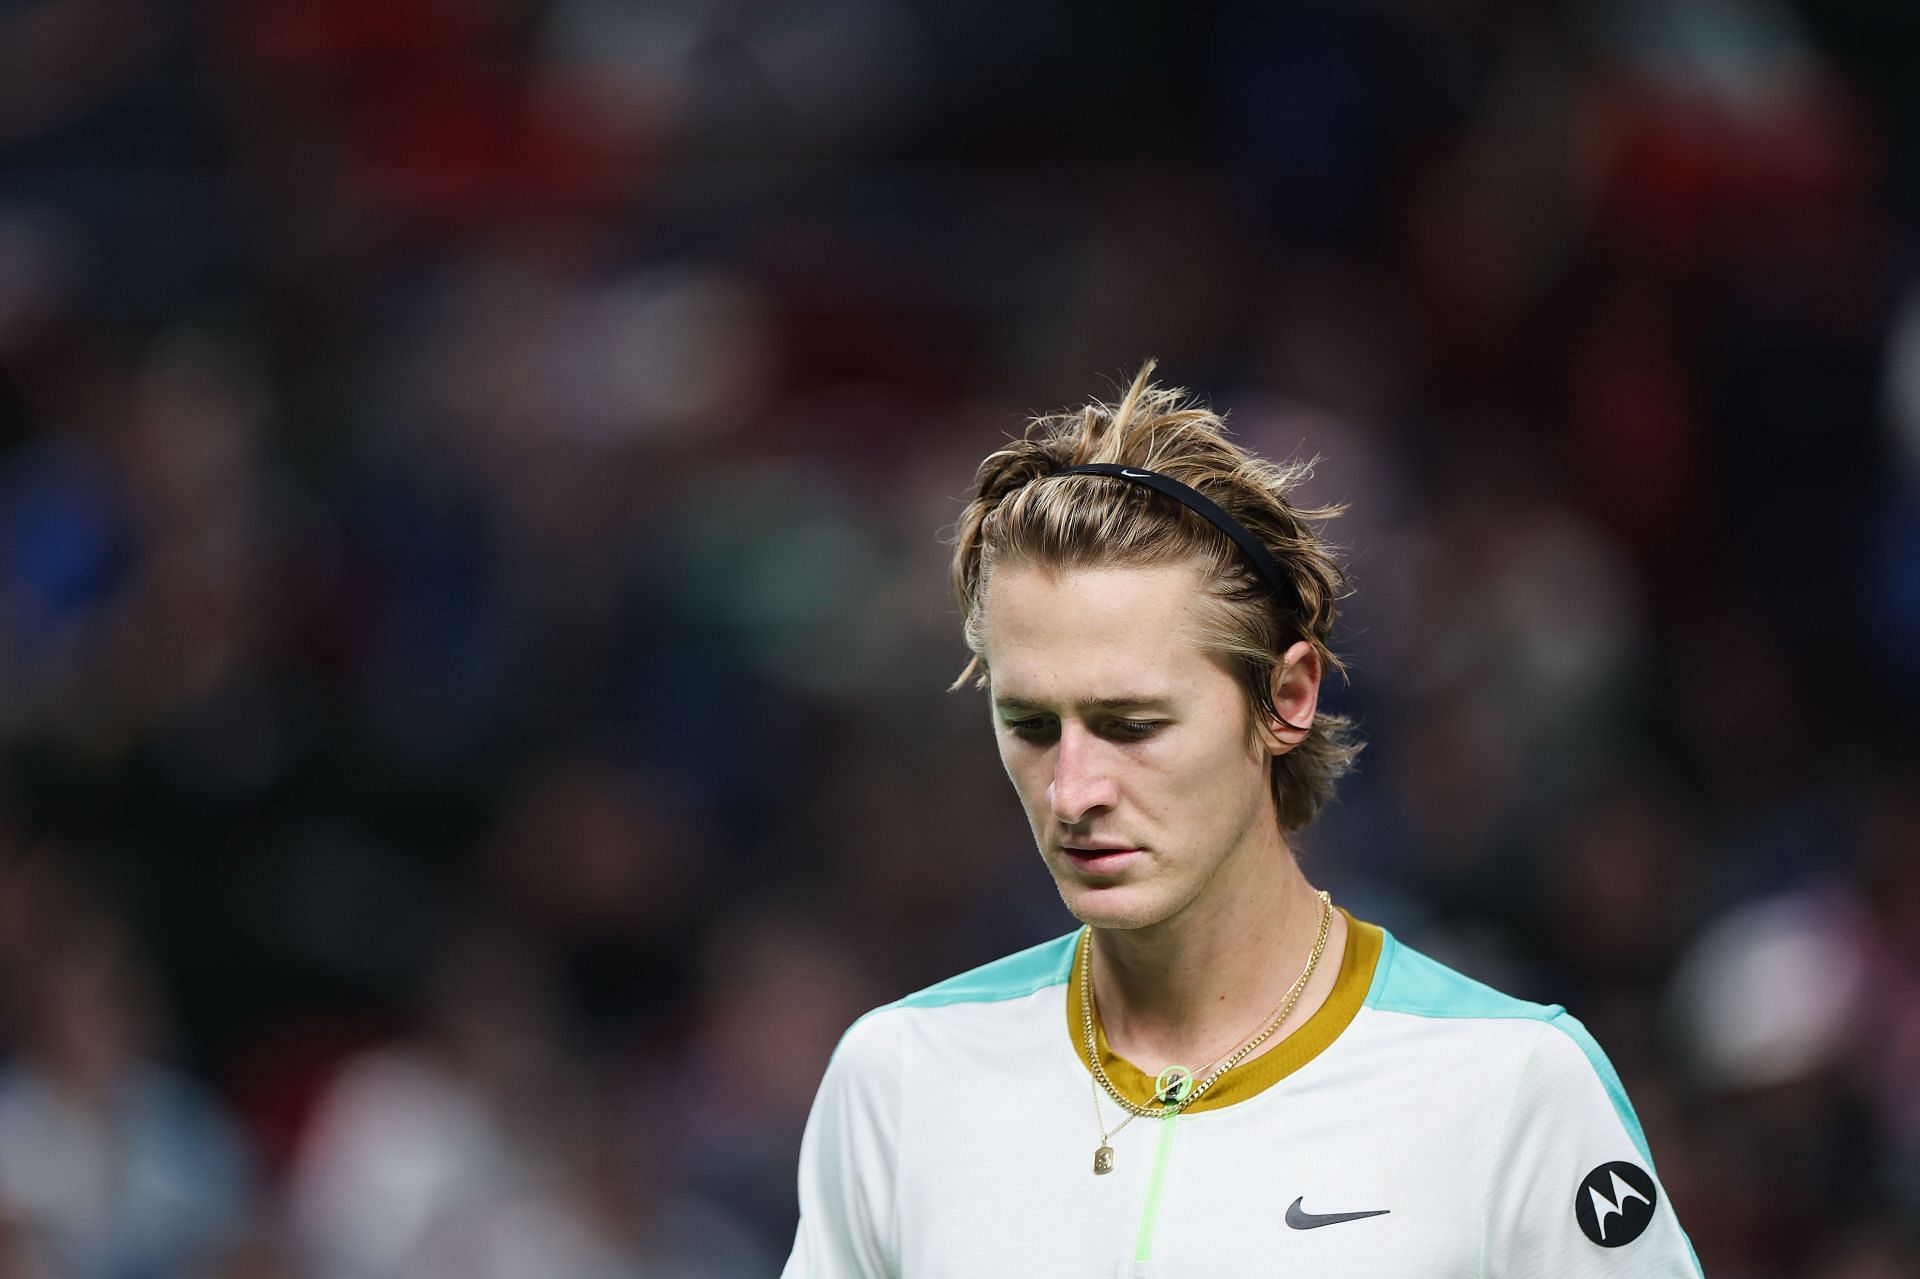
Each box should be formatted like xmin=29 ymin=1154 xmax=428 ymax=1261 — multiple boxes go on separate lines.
xmin=782 ymin=366 xmax=1701 ymax=1277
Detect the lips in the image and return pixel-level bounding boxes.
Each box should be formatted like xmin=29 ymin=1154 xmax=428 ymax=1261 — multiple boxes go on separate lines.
xmin=1061 ymin=845 xmax=1140 ymax=874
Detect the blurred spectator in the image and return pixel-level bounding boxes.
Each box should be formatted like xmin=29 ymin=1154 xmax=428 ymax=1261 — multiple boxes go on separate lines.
xmin=0 ymin=855 xmax=253 ymax=1278
xmin=286 ymin=915 xmax=641 ymax=1279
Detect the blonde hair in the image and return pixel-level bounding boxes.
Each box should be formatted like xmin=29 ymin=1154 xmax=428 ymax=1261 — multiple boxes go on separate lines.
xmin=948 ymin=362 xmax=1362 ymax=833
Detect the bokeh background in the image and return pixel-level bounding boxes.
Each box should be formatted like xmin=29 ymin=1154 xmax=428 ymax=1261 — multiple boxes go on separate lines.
xmin=2 ymin=0 xmax=1919 ymax=1275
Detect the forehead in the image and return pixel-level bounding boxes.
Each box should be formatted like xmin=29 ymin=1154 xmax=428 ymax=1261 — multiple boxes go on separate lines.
xmin=979 ymin=561 xmax=1221 ymax=703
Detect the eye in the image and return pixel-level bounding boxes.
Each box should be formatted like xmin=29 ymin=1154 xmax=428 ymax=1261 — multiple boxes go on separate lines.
xmin=1104 ymin=719 xmax=1163 ymax=741
xmin=1003 ymin=717 xmax=1058 ymax=742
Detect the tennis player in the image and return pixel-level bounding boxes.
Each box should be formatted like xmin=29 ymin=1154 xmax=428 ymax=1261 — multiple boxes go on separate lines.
xmin=782 ymin=366 xmax=1701 ymax=1277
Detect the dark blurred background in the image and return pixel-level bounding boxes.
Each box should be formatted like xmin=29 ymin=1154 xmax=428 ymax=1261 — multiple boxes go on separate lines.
xmin=1 ymin=0 xmax=1918 ymax=1275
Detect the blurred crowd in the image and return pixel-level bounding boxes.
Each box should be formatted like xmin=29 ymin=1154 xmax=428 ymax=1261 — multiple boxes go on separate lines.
xmin=1 ymin=0 xmax=1918 ymax=1276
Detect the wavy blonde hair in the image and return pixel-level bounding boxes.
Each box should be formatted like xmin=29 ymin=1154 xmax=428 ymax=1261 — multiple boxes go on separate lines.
xmin=948 ymin=362 xmax=1361 ymax=833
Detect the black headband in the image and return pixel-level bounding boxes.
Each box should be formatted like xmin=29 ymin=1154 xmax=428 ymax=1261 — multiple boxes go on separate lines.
xmin=1050 ymin=463 xmax=1293 ymax=603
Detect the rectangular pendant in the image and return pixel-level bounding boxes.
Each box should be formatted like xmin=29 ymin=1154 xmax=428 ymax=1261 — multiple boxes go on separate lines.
xmin=1093 ymin=1145 xmax=1114 ymax=1175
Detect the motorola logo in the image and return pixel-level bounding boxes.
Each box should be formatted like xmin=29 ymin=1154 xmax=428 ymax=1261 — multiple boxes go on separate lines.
xmin=1574 ymin=1162 xmax=1657 ymax=1248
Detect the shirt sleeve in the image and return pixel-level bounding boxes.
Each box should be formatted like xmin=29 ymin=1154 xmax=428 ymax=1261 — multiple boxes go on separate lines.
xmin=781 ymin=1011 xmax=901 ymax=1279
xmin=1482 ymin=1013 xmax=1702 ymax=1278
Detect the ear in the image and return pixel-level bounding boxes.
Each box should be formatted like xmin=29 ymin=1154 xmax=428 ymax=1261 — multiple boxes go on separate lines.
xmin=1260 ymin=640 xmax=1322 ymax=756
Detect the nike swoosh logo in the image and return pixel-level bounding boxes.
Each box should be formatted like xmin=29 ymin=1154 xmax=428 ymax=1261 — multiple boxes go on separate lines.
xmin=1120 ymin=468 xmax=1152 ymax=478
xmin=1285 ymin=1197 xmax=1391 ymax=1229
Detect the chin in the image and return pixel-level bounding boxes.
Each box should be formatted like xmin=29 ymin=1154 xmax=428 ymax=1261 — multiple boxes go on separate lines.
xmin=1054 ymin=881 xmax=1172 ymax=932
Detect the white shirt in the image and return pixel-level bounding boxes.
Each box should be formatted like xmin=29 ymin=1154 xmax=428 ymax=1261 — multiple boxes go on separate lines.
xmin=783 ymin=912 xmax=1702 ymax=1278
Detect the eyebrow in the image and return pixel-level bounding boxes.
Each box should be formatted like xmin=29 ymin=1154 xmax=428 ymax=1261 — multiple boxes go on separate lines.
xmin=992 ymin=695 xmax=1174 ymax=714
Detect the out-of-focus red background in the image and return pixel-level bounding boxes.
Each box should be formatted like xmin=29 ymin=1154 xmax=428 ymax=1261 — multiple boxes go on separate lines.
xmin=1 ymin=1 xmax=1917 ymax=1275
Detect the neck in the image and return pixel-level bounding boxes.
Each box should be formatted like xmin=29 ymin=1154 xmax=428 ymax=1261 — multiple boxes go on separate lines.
xmin=1087 ymin=838 xmax=1346 ymax=1077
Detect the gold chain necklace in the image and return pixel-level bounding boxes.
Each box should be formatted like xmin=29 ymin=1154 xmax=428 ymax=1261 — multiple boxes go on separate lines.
xmin=1082 ymin=890 xmax=1332 ymax=1175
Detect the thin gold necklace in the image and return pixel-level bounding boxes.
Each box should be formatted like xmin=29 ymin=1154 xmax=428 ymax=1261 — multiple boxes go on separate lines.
xmin=1082 ymin=890 xmax=1332 ymax=1175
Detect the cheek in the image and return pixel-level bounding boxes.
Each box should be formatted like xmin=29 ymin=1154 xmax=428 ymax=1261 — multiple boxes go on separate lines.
xmin=1183 ymin=727 xmax=1267 ymax=807
xmin=997 ymin=742 xmax=1050 ymax=808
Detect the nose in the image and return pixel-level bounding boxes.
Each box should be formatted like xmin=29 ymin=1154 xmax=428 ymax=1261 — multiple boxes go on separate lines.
xmin=1047 ymin=722 xmax=1119 ymax=826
